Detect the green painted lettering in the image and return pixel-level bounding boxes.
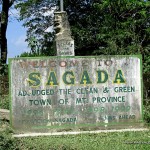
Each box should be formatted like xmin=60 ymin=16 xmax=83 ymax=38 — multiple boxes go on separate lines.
xmin=80 ymin=71 xmax=92 ymax=85
xmin=63 ymin=71 xmax=75 ymax=85
xmin=47 ymin=71 xmax=58 ymax=86
xmin=97 ymin=70 xmax=108 ymax=83
xmin=113 ymin=70 xmax=125 ymax=84
xmin=28 ymin=72 xmax=41 ymax=87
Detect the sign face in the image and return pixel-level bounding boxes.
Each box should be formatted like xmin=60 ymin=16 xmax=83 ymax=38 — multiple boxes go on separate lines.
xmin=56 ymin=39 xmax=74 ymax=56
xmin=9 ymin=56 xmax=143 ymax=133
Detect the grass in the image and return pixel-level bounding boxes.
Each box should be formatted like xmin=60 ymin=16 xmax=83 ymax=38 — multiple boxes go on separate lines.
xmin=0 ymin=121 xmax=150 ymax=150
xmin=15 ymin=131 xmax=150 ymax=150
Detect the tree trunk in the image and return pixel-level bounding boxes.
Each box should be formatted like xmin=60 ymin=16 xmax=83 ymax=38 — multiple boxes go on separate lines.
xmin=1 ymin=0 xmax=9 ymax=64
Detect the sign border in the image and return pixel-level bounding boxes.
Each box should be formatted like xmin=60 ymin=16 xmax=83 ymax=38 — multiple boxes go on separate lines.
xmin=8 ymin=55 xmax=143 ymax=130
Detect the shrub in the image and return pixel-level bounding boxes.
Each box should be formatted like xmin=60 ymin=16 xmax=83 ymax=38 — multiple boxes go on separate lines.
xmin=0 ymin=95 xmax=9 ymax=110
xmin=0 ymin=122 xmax=18 ymax=150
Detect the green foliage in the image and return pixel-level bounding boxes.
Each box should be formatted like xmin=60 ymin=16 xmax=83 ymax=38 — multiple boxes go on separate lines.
xmin=0 ymin=95 xmax=9 ymax=109
xmin=0 ymin=63 xmax=8 ymax=76
xmin=143 ymin=54 xmax=150 ymax=73
xmin=143 ymin=73 xmax=150 ymax=124
xmin=144 ymin=99 xmax=150 ymax=125
xmin=0 ymin=61 xmax=9 ymax=96
xmin=0 ymin=121 xmax=150 ymax=150
xmin=0 ymin=122 xmax=17 ymax=150
xmin=17 ymin=36 xmax=56 ymax=57
xmin=65 ymin=0 xmax=150 ymax=73
xmin=15 ymin=0 xmax=58 ymax=56
xmin=17 ymin=52 xmax=38 ymax=57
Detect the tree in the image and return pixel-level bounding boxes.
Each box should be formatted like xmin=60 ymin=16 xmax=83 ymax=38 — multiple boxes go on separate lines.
xmin=17 ymin=0 xmax=150 ymax=73
xmin=15 ymin=0 xmax=58 ymax=56
xmin=64 ymin=0 xmax=150 ymax=73
xmin=0 ymin=0 xmax=15 ymax=64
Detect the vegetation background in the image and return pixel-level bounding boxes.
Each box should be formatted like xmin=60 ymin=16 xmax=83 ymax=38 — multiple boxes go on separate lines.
xmin=0 ymin=0 xmax=150 ymax=149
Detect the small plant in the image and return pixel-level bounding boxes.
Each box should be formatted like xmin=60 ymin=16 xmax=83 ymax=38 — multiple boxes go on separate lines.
xmin=143 ymin=98 xmax=150 ymax=125
xmin=0 ymin=122 xmax=18 ymax=150
xmin=0 ymin=95 xmax=9 ymax=110
xmin=0 ymin=62 xmax=8 ymax=76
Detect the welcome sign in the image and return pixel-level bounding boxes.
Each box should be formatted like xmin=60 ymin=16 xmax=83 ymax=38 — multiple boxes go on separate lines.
xmin=9 ymin=55 xmax=143 ymax=133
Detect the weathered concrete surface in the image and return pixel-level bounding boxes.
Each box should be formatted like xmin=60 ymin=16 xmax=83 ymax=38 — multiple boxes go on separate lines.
xmin=54 ymin=12 xmax=72 ymax=40
xmin=54 ymin=11 xmax=74 ymax=56
xmin=0 ymin=109 xmax=10 ymax=120
xmin=55 ymin=39 xmax=74 ymax=56
xmin=9 ymin=56 xmax=143 ymax=133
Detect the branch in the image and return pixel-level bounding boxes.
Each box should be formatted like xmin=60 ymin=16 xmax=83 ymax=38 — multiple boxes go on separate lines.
xmin=9 ymin=0 xmax=15 ymax=7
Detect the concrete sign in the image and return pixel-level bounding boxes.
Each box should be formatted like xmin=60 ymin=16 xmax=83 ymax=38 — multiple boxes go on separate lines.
xmin=9 ymin=55 xmax=143 ymax=133
xmin=54 ymin=11 xmax=75 ymax=56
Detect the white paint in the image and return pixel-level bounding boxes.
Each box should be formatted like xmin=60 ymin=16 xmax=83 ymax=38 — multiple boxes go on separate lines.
xmin=13 ymin=128 xmax=149 ymax=138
